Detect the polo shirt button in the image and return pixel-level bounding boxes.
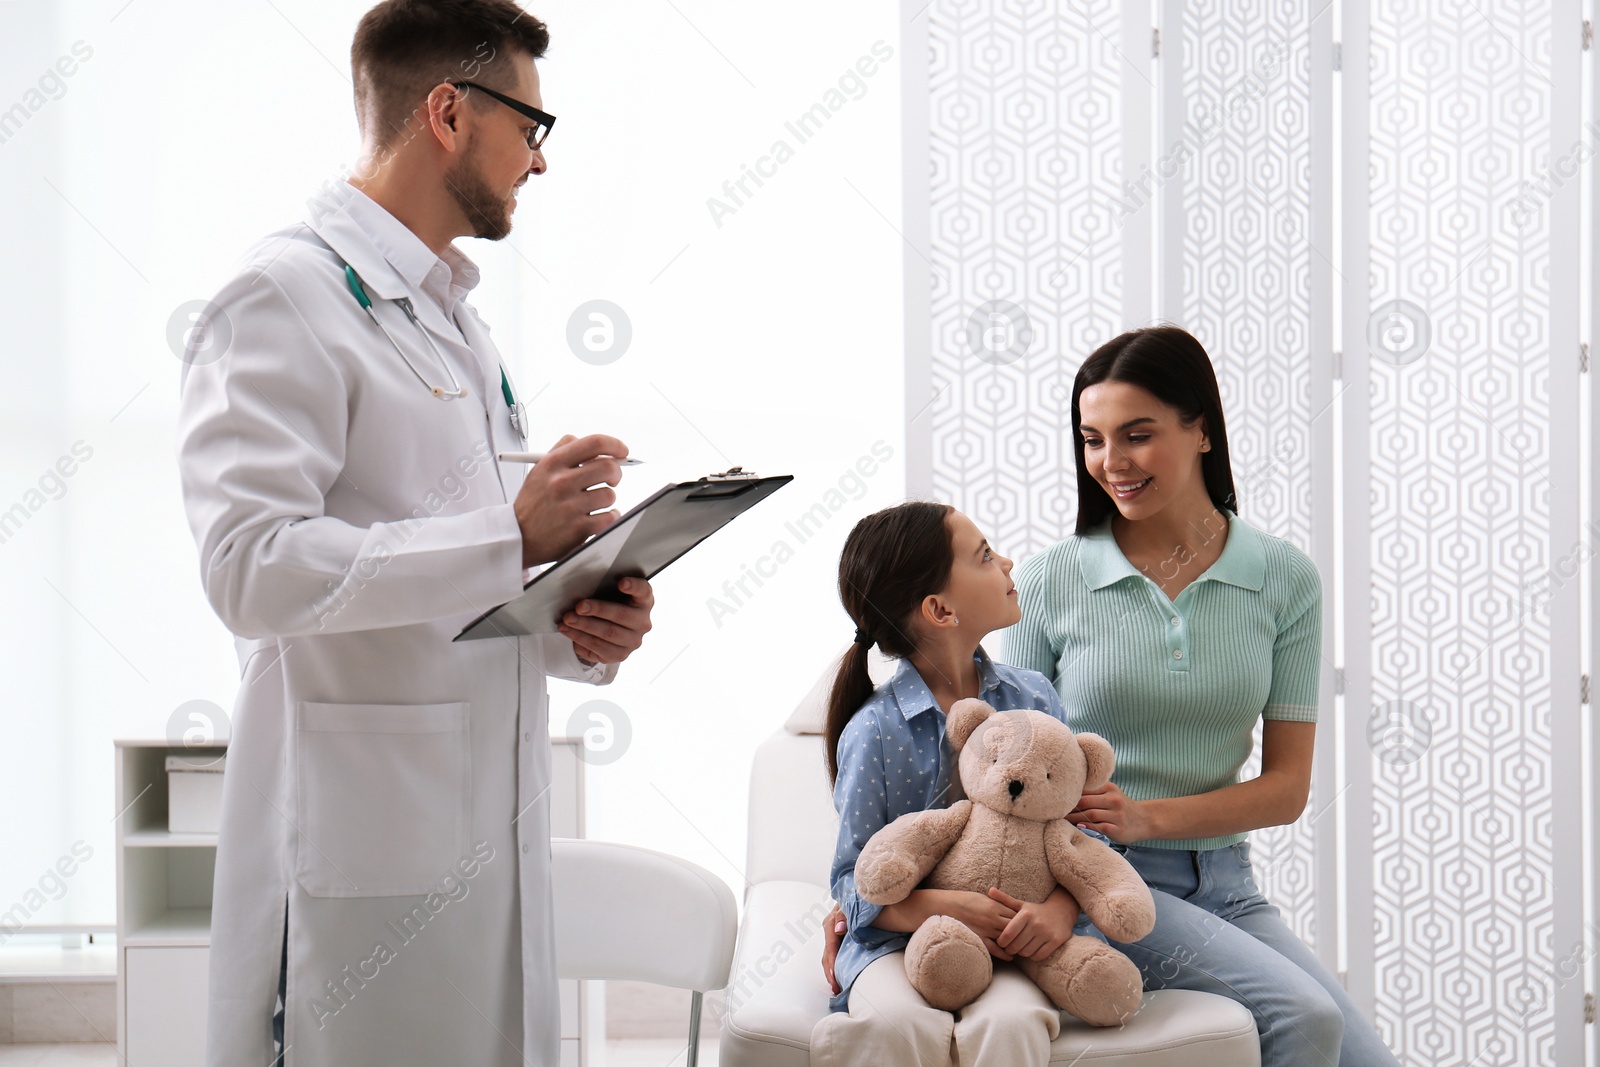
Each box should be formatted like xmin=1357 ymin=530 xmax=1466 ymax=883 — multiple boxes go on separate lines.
xmin=524 ymin=732 xmax=531 ymax=742
xmin=522 ymin=844 xmax=530 ymax=854
xmin=1173 ymin=649 xmax=1183 ymax=660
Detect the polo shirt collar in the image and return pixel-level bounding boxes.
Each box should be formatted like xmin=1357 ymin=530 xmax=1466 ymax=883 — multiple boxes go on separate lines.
xmin=1080 ymin=509 xmax=1265 ymax=593
xmin=304 ymin=179 xmax=481 ymax=306
xmin=890 ymin=645 xmax=1007 ymax=722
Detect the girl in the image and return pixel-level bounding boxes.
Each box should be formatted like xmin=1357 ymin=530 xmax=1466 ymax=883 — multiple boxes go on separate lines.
xmin=810 ymin=502 xmax=1082 ymax=1067
xmin=1002 ymin=325 xmax=1400 ymax=1067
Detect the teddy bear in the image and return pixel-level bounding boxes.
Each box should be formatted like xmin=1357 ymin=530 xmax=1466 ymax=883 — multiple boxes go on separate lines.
xmin=854 ymin=698 xmax=1156 ymax=1025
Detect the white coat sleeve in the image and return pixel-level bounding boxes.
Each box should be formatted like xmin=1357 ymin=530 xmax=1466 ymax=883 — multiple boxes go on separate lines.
xmin=176 ymin=268 xmax=526 ymax=640
xmin=538 ymin=633 xmax=620 ymax=684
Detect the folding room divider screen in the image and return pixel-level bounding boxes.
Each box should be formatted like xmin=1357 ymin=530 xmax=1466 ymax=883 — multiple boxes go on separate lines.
xmin=901 ymin=2 xmax=1588 ymax=1064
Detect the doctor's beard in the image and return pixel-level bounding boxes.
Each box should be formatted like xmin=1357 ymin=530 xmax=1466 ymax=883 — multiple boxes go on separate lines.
xmin=445 ymin=143 xmax=514 ymax=241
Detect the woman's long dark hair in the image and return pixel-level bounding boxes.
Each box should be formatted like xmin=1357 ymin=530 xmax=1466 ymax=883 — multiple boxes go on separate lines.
xmin=1071 ymin=326 xmax=1238 ymax=534
xmin=824 ymin=502 xmax=956 ymax=784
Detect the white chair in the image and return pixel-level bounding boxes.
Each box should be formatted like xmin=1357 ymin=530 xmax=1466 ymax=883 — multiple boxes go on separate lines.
xmin=551 ymin=838 xmax=738 ymax=1067
xmin=718 ymin=649 xmax=1262 ymax=1067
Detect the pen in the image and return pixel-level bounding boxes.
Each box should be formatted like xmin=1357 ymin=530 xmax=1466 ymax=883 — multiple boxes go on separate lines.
xmin=497 ymin=452 xmax=644 ymax=466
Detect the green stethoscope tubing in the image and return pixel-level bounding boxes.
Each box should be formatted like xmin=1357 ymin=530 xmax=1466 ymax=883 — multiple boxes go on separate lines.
xmin=343 ymin=264 xmax=527 ymax=440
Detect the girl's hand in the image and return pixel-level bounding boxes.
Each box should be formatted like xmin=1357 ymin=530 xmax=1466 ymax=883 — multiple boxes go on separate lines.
xmin=942 ymin=890 xmax=1020 ymax=960
xmin=1071 ymin=781 xmax=1152 ymax=843
xmin=878 ymin=890 xmax=1030 ymax=961
xmin=990 ymin=886 xmax=1079 ymax=961
xmin=821 ymin=903 xmax=847 ymax=994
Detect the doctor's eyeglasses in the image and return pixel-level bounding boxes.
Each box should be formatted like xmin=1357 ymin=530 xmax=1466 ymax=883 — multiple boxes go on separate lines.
xmin=450 ymin=81 xmax=555 ymax=150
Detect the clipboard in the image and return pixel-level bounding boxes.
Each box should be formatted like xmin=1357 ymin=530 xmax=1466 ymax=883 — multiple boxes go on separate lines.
xmin=454 ymin=467 xmax=793 ymax=641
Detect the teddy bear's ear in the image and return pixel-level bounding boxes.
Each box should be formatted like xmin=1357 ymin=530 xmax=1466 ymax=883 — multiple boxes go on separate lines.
xmin=946 ymin=698 xmax=994 ymax=750
xmin=1077 ymin=732 xmax=1115 ymax=791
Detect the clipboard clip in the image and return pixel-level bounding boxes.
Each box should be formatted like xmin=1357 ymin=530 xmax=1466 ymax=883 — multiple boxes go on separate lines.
xmin=708 ymin=466 xmax=760 ymax=480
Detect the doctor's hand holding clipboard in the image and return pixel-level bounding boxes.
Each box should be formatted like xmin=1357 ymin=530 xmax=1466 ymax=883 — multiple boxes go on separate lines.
xmin=511 ymin=432 xmax=654 ymax=665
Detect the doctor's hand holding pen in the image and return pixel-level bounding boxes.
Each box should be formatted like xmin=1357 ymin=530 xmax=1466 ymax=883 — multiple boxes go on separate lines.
xmin=513 ymin=433 xmax=654 ymax=666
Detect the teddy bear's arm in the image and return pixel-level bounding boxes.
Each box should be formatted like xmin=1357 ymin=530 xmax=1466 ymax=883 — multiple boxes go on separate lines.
xmin=1044 ymin=821 xmax=1156 ymax=943
xmin=854 ymin=800 xmax=975 ymax=906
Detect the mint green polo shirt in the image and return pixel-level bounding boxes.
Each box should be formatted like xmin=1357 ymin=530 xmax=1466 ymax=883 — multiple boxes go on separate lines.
xmin=1000 ymin=509 xmax=1322 ymax=850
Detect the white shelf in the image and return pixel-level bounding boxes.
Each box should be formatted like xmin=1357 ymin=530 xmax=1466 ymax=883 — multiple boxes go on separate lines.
xmin=124 ymin=907 xmax=213 ymax=946
xmin=124 ymin=829 xmax=219 ymax=848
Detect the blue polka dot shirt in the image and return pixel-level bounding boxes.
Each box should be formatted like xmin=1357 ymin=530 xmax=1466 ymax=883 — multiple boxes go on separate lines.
xmin=826 ymin=645 xmax=1068 ymax=1012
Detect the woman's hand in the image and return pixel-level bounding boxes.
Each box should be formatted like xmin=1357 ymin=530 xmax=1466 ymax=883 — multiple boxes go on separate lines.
xmin=1063 ymin=721 xmax=1316 ymax=843
xmin=1071 ymin=781 xmax=1153 ymax=844
xmin=822 ymin=903 xmax=847 ymax=994
xmin=990 ymin=886 xmax=1079 ymax=961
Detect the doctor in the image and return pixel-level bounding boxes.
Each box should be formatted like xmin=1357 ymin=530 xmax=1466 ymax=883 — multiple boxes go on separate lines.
xmin=175 ymin=2 xmax=652 ymax=1064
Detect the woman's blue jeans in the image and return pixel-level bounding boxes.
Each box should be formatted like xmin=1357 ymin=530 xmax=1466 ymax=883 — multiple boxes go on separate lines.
xmin=1076 ymin=838 xmax=1401 ymax=1067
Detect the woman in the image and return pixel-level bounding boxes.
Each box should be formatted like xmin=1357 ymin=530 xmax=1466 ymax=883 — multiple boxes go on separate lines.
xmin=1001 ymin=326 xmax=1397 ymax=1066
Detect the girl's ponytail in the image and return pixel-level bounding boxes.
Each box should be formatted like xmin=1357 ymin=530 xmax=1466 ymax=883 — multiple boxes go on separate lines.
xmin=823 ymin=502 xmax=956 ymax=784
xmin=824 ymin=640 xmax=878 ymax=784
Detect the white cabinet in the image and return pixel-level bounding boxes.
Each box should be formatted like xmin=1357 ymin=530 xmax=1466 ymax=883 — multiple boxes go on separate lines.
xmin=115 ymin=741 xmax=223 ymax=1067
xmin=125 ymin=947 xmax=209 ymax=1066
xmin=116 ymin=737 xmax=597 ymax=1064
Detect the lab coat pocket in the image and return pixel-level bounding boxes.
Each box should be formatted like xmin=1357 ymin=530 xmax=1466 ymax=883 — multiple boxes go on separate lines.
xmin=295 ymin=701 xmax=470 ymax=897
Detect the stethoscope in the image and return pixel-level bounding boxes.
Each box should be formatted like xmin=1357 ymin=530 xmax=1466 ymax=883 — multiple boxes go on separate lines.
xmin=342 ymin=264 xmax=527 ymax=441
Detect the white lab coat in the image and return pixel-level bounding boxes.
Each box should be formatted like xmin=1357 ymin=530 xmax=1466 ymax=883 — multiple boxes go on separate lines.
xmin=176 ymin=180 xmax=613 ymax=1066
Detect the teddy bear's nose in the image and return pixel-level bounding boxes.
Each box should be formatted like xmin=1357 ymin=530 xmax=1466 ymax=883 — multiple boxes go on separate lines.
xmin=1008 ymin=780 xmax=1023 ymax=799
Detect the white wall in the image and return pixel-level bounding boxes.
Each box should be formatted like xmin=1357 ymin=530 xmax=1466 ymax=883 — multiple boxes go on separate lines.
xmin=0 ymin=0 xmax=903 ymax=926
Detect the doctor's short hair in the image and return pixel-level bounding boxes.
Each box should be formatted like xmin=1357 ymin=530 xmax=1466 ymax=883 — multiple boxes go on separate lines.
xmin=351 ymin=0 xmax=549 ymax=150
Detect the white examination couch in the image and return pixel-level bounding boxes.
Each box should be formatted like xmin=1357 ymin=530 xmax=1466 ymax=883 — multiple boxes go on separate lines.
xmin=719 ymin=648 xmax=1261 ymax=1066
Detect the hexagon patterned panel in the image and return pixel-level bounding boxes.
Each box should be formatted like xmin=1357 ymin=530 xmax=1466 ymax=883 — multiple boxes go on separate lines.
xmin=1160 ymin=0 xmax=1329 ymax=963
xmin=1357 ymin=1 xmax=1578 ymax=1063
xmin=926 ymin=0 xmax=1140 ymax=561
